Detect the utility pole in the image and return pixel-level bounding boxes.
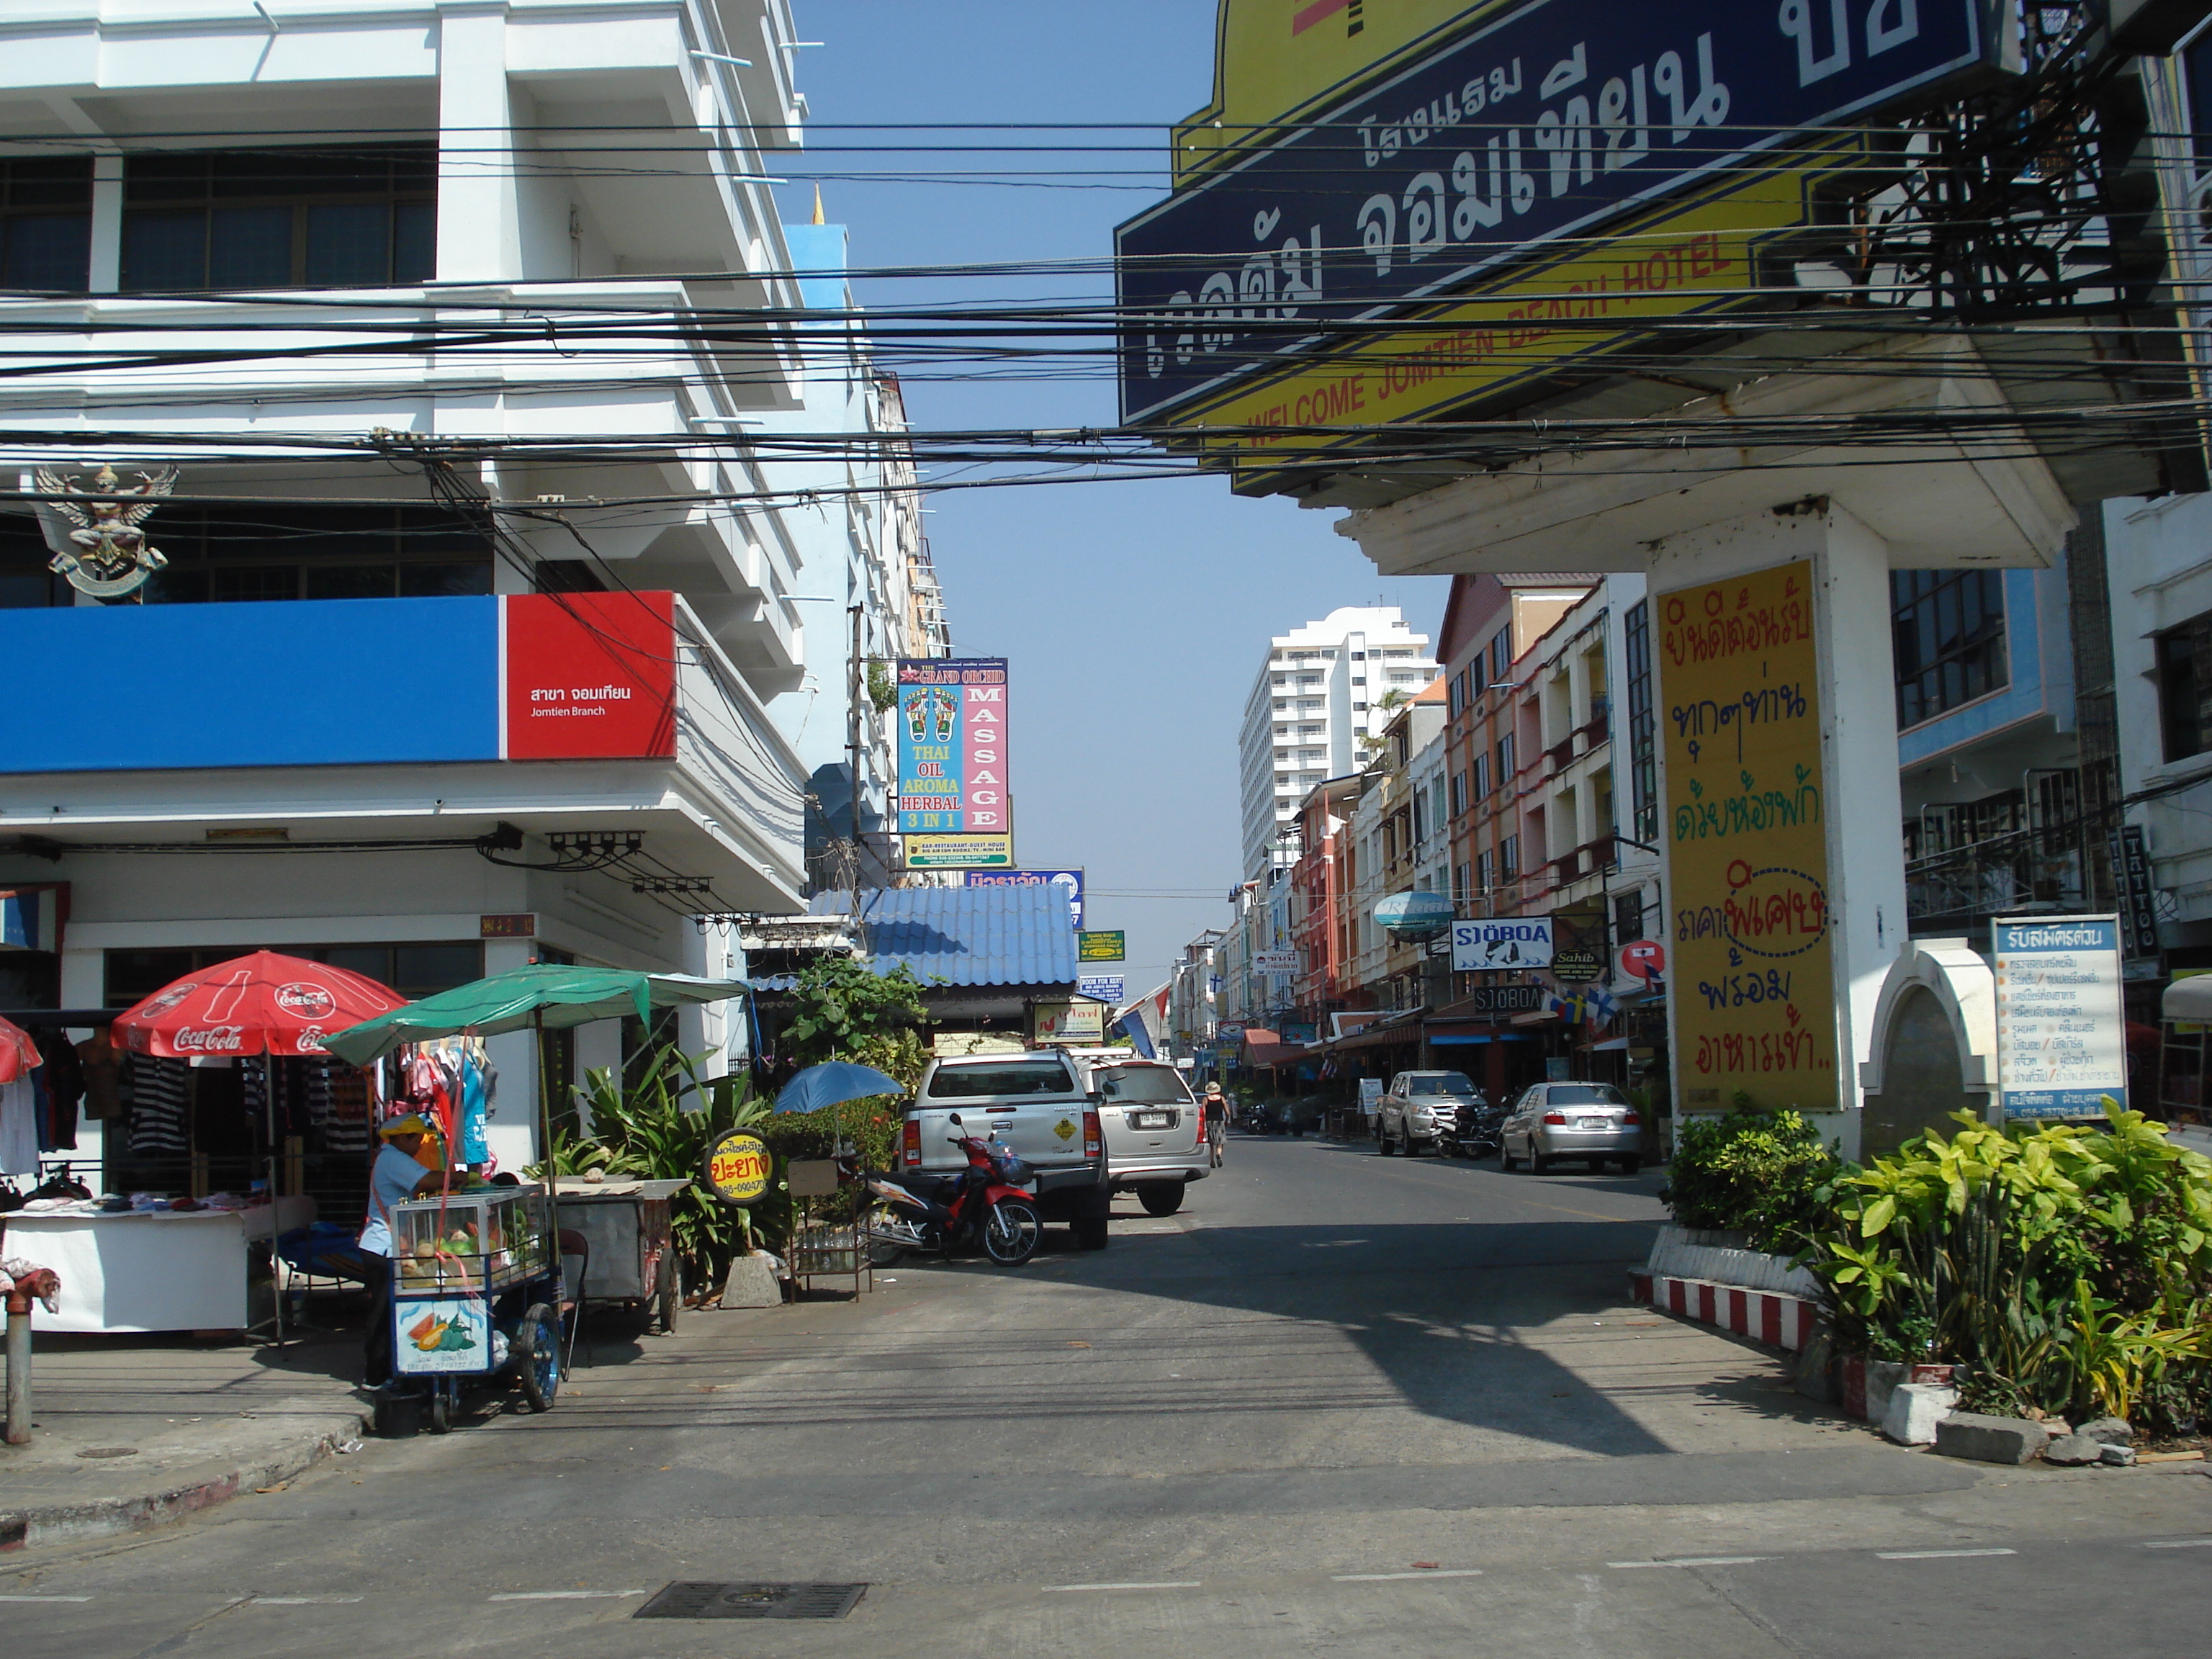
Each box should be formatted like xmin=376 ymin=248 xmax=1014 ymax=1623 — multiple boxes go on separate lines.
xmin=848 ymin=602 xmax=866 ymax=950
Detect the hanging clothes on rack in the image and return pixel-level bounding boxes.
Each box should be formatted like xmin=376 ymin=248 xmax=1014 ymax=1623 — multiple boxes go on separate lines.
xmin=0 ymin=1076 xmax=36 ymax=1177
xmin=129 ymin=1056 xmax=192 ymax=1159
xmin=30 ymin=1030 xmax=83 ymax=1151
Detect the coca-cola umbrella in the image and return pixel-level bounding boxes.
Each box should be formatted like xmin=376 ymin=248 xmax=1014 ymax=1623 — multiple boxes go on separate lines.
xmin=113 ymin=951 xmax=408 ymax=1349
xmin=0 ymin=1016 xmax=41 ymax=1085
xmin=113 ymin=950 xmax=406 ymax=1060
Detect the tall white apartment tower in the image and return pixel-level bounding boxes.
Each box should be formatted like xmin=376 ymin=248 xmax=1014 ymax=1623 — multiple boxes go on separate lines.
xmin=1238 ymin=607 xmax=1437 ymax=880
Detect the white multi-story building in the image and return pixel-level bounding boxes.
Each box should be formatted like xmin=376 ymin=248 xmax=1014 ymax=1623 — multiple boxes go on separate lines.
xmin=1236 ymin=606 xmax=1436 ymax=881
xmin=0 ymin=2 xmax=927 ymax=1186
xmin=771 ymin=219 xmax=950 ymax=893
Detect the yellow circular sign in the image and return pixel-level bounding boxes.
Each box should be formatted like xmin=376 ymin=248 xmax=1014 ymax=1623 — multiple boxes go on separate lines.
xmin=705 ymin=1130 xmax=772 ymax=1206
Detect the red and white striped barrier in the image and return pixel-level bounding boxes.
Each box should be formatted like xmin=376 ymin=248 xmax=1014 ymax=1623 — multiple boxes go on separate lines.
xmin=1629 ymin=1270 xmax=1818 ymax=1352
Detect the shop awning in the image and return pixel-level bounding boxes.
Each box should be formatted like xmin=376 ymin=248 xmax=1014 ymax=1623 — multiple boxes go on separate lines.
xmin=1325 ymin=1016 xmax=1424 ymax=1054
xmin=2164 ymin=974 xmax=2212 ymax=1022
xmin=1245 ymin=1039 xmax=1310 ymax=1067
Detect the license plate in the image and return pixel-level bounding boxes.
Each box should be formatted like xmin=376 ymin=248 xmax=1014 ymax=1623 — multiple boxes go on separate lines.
xmin=1577 ymin=1117 xmax=1608 ymax=1130
xmin=1130 ymin=1110 xmax=1176 ymax=1129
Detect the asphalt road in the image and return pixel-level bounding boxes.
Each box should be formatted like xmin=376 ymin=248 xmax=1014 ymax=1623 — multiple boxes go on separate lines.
xmin=5 ymin=1136 xmax=2208 ymax=1657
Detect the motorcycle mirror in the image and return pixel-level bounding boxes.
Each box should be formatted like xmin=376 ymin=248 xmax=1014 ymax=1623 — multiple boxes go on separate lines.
xmin=948 ymin=1112 xmax=963 ymax=1126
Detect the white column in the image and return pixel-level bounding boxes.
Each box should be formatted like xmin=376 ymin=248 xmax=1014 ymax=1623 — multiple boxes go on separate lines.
xmin=88 ymin=153 xmax=122 ymax=292
xmin=480 ymin=937 xmax=536 ymax=1173
xmin=436 ymin=3 xmax=521 ymax=282
xmin=1647 ymin=502 xmax=1907 ymax=1163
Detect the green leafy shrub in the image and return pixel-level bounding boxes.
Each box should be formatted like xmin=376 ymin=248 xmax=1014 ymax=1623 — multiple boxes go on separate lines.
xmin=547 ymin=1043 xmax=769 ymax=1295
xmin=1660 ymin=1108 xmax=1840 ymax=1254
xmin=1804 ymin=1102 xmax=2212 ymax=1429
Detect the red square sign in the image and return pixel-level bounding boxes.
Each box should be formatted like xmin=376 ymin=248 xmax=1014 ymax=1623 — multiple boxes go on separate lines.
xmin=503 ymin=591 xmax=676 ymax=760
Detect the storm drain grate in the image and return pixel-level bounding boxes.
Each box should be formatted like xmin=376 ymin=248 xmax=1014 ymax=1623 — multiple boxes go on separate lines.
xmin=633 ymin=1581 xmax=867 ymax=1621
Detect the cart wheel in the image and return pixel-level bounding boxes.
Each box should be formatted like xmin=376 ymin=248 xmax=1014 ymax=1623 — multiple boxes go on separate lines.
xmin=655 ymin=1254 xmax=678 ymax=1337
xmin=513 ymin=1303 xmax=560 ymax=1413
xmin=425 ymin=1383 xmax=452 ymax=1435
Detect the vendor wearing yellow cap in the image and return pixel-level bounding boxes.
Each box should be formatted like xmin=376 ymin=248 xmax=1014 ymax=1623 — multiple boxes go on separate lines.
xmin=359 ymin=1114 xmax=448 ymax=1388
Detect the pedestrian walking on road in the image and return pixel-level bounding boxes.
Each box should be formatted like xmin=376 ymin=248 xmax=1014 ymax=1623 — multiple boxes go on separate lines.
xmin=1202 ymin=1082 xmax=1227 ymax=1167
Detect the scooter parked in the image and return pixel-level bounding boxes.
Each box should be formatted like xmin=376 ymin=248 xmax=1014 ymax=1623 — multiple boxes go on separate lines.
xmin=853 ymin=1113 xmax=1043 ymax=1267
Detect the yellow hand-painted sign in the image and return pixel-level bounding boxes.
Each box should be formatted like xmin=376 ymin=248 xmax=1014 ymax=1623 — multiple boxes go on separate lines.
xmin=1657 ymin=560 xmax=1840 ymax=1114
xmin=705 ymin=1130 xmax=773 ymax=1207
xmin=1175 ymin=1 xmax=1518 ymax=184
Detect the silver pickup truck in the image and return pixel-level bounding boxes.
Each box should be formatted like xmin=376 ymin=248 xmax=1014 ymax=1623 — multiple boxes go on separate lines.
xmin=904 ymin=1051 xmax=1112 ymax=1250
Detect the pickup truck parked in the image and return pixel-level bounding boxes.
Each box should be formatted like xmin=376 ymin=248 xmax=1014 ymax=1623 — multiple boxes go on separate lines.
xmin=1092 ymin=1058 xmax=1209 ymax=1217
xmin=905 ymin=1051 xmax=1112 ymax=1249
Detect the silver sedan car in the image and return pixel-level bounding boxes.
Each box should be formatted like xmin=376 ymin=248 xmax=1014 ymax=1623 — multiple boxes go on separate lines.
xmin=1500 ymin=1082 xmax=1643 ymax=1174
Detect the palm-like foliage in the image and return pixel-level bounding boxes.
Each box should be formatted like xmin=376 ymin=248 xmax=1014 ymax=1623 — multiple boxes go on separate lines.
xmin=542 ymin=1043 xmax=771 ymax=1293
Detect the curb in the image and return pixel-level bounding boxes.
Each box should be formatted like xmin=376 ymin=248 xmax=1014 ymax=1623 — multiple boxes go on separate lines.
xmin=0 ymin=1408 xmax=370 ymax=1552
xmin=1630 ymin=1269 xmax=1818 ymax=1352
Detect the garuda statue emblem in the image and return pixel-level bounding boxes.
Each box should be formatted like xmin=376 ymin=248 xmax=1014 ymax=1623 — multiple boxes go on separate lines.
xmin=33 ymin=462 xmax=180 ymax=599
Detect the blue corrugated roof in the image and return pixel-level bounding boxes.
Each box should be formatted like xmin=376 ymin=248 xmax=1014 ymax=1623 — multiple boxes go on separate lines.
xmin=801 ymin=884 xmax=1079 ymax=988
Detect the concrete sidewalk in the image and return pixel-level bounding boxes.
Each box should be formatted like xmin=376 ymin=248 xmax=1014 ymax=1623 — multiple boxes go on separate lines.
xmin=1 ymin=1328 xmax=371 ymax=1550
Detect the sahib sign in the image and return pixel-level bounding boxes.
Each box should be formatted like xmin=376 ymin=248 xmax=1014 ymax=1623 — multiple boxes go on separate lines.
xmin=704 ymin=1130 xmax=772 ymax=1208
xmin=1658 ymin=560 xmax=1838 ymax=1112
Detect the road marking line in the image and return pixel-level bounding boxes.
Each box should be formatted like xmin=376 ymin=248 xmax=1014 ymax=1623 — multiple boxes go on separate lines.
xmin=1333 ymin=1569 xmax=1484 ymax=1581
xmin=1041 ymin=1581 xmax=1202 ymax=1593
xmin=2141 ymin=1539 xmax=2212 ymax=1549
xmin=487 ymin=1590 xmax=650 ymax=1601
xmin=1607 ymin=1557 xmax=1770 ymax=1569
xmin=251 ymin=1596 xmax=364 ymax=1606
xmin=0 ymin=1594 xmax=94 ymax=1602
xmin=1874 ymin=1548 xmax=2016 ymax=1560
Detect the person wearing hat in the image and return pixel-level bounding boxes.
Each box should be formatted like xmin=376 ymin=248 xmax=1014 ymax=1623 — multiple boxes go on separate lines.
xmin=1200 ymin=1082 xmax=1227 ymax=1167
xmin=358 ymin=1115 xmax=448 ymax=1388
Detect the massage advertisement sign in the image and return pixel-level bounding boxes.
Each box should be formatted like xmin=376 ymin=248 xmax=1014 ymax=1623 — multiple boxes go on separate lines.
xmin=1992 ymin=915 xmax=2128 ymax=1120
xmin=1658 ymin=560 xmax=1838 ymax=1112
xmin=896 ymin=658 xmax=1012 ymax=837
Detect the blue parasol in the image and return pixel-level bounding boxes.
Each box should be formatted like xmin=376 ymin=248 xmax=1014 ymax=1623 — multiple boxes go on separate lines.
xmin=773 ymin=1061 xmax=906 ymax=1115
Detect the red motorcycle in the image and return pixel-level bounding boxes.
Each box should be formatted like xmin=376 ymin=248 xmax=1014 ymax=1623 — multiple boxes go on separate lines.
xmin=852 ymin=1113 xmax=1043 ymax=1267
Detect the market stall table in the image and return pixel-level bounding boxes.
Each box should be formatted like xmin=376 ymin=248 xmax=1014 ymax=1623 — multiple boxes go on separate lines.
xmin=4 ymin=1197 xmax=315 ymax=1334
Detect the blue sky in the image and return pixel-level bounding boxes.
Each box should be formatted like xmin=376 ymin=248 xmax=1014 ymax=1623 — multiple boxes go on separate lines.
xmin=786 ymin=2 xmax=1448 ymax=994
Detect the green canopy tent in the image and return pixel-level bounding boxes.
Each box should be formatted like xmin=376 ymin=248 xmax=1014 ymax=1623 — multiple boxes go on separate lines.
xmin=320 ymin=964 xmax=750 ymax=1166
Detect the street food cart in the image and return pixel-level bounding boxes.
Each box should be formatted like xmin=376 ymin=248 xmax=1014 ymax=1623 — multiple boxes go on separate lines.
xmin=552 ymin=1176 xmax=687 ymax=1335
xmin=389 ymin=1184 xmax=562 ymax=1431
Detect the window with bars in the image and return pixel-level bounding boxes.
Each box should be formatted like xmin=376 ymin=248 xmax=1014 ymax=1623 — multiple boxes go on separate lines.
xmin=1477 ymin=847 xmax=1496 ymax=894
xmin=121 ymin=145 xmax=436 ymax=291
xmin=0 ymin=155 xmax=91 ymax=291
xmin=1623 ymin=599 xmax=1658 ymax=842
xmin=1496 ymin=731 xmax=1516 ymax=784
xmin=2157 ymin=611 xmax=2212 ymax=763
xmin=1489 ymin=627 xmax=1511 ymax=685
xmin=1498 ymin=835 xmax=1519 ymax=881
xmin=1614 ymin=888 xmax=1646 ymax=947
xmin=1892 ymin=570 xmax=2008 ymax=729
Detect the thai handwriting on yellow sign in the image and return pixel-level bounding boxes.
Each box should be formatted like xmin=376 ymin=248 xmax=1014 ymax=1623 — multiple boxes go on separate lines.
xmin=1658 ymin=560 xmax=1839 ymax=1112
xmin=1165 ymin=161 xmax=1819 ymax=457
xmin=706 ymin=1130 xmax=772 ymax=1206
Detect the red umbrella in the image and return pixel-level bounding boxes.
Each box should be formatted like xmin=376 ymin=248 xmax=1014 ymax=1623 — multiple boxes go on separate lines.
xmin=114 ymin=950 xmax=407 ymax=1059
xmin=0 ymin=1016 xmax=41 ymax=1084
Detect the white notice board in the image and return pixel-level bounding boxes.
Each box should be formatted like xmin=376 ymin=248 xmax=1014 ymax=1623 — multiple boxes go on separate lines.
xmin=1992 ymin=914 xmax=2128 ymax=1119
